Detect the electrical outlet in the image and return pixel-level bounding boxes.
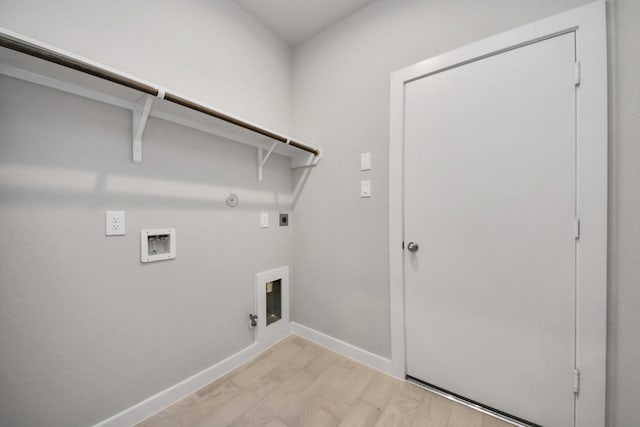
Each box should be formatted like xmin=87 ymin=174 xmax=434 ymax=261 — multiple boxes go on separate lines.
xmin=106 ymin=211 xmax=126 ymax=236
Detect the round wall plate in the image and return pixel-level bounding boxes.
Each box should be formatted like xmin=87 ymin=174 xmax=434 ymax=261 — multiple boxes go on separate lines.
xmin=226 ymin=193 xmax=239 ymax=207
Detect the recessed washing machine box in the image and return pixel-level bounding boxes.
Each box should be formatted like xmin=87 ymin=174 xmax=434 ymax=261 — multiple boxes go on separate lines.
xmin=141 ymin=228 xmax=176 ymax=263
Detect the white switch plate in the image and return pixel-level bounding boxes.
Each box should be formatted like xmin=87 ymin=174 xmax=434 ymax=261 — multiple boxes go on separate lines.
xmin=361 ymin=153 xmax=372 ymax=171
xmin=105 ymin=211 xmax=126 ymax=236
xmin=361 ymin=180 xmax=371 ymax=198
xmin=260 ymin=212 xmax=269 ymax=228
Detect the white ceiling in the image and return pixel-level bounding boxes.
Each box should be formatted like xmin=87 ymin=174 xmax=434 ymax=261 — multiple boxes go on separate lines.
xmin=235 ymin=0 xmax=377 ymax=45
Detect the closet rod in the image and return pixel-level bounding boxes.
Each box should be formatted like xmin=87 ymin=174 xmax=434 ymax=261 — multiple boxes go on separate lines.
xmin=0 ymin=33 xmax=320 ymax=157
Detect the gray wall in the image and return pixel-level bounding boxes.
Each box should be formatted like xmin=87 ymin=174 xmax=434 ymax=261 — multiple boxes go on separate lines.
xmin=607 ymin=1 xmax=640 ymax=426
xmin=0 ymin=0 xmax=292 ymax=131
xmin=291 ymin=0 xmax=639 ymax=425
xmin=0 ymin=1 xmax=294 ymax=426
xmin=1 ymin=0 xmax=638 ymax=426
xmin=0 ymin=77 xmax=293 ymax=427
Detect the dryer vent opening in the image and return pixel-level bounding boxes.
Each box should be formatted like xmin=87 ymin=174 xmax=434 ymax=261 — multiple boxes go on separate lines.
xmin=266 ymin=279 xmax=282 ymax=326
xmin=255 ymin=266 xmax=289 ymax=348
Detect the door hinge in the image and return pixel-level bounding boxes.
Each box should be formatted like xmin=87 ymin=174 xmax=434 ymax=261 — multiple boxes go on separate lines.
xmin=574 ymin=218 xmax=581 ymax=240
xmin=573 ymin=368 xmax=581 ymax=394
xmin=574 ymin=61 xmax=581 ymax=86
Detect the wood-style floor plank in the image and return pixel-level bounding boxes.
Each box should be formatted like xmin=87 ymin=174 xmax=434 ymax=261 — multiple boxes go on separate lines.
xmin=447 ymin=403 xmax=483 ymax=427
xmin=229 ymin=370 xmax=315 ymax=427
xmin=137 ymin=381 xmax=243 ymax=427
xmin=137 ymin=336 xmax=516 ymax=427
xmin=410 ymin=400 xmax=438 ymax=427
xmin=230 ymin=342 xmax=302 ymax=388
xmin=269 ymin=341 xmax=325 ymax=383
xmin=482 ymin=414 xmax=518 ymax=427
xmin=195 ymin=376 xmax=280 ymax=427
xmin=338 ymin=400 xmax=382 ymax=427
xmin=361 ymin=372 xmax=400 ymax=411
xmin=303 ymin=408 xmax=340 ymax=427
xmin=398 ymin=381 xmax=426 ymax=401
xmin=414 ymin=392 xmax=452 ymax=427
xmin=374 ymin=390 xmax=421 ymax=427
xmin=263 ymin=418 xmax=289 ymax=427
xmin=278 ymin=362 xmax=353 ymax=426
xmin=319 ymin=364 xmax=377 ymax=419
xmin=303 ymin=349 xmax=340 ymax=377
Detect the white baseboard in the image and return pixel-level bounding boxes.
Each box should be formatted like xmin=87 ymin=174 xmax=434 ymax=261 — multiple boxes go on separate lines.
xmin=93 ymin=323 xmax=396 ymax=427
xmin=289 ymin=322 xmax=396 ymax=377
xmin=93 ymin=339 xmax=276 ymax=427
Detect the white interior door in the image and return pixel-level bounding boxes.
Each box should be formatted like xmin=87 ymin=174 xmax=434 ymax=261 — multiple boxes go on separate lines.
xmin=404 ymin=33 xmax=577 ymax=427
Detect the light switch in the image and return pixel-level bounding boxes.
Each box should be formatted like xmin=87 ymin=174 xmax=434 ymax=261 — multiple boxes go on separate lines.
xmin=105 ymin=211 xmax=126 ymax=236
xmin=260 ymin=212 xmax=269 ymax=228
xmin=361 ymin=153 xmax=371 ymax=171
xmin=360 ymin=180 xmax=371 ymax=198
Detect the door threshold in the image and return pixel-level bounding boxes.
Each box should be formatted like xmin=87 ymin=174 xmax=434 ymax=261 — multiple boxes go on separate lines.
xmin=405 ymin=376 xmax=540 ymax=427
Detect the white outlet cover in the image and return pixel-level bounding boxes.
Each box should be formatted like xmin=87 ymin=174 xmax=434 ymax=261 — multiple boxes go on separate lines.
xmin=361 ymin=180 xmax=371 ymax=198
xmin=105 ymin=211 xmax=126 ymax=236
xmin=260 ymin=212 xmax=269 ymax=228
xmin=361 ymin=153 xmax=372 ymax=171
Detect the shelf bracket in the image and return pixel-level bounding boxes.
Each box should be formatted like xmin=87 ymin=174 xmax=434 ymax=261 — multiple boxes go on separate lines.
xmin=291 ymin=147 xmax=322 ymax=169
xmin=132 ymin=95 xmax=154 ymax=163
xmin=257 ymin=141 xmax=279 ymax=182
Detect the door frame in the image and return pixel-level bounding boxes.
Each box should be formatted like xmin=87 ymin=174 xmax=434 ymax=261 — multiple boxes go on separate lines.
xmin=388 ymin=2 xmax=607 ymax=426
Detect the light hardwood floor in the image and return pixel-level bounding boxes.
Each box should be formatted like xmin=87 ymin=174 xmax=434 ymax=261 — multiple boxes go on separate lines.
xmin=136 ymin=336 xmax=515 ymax=427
